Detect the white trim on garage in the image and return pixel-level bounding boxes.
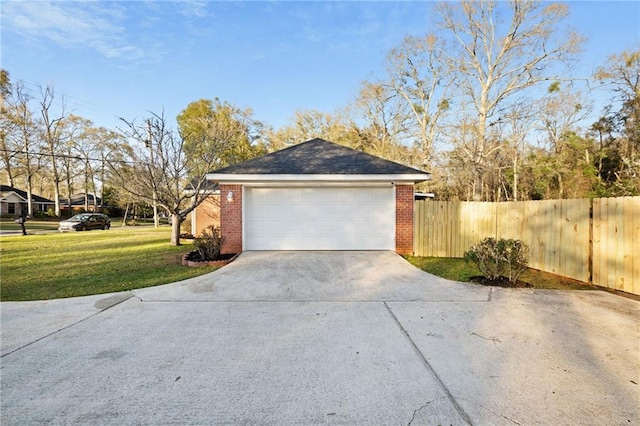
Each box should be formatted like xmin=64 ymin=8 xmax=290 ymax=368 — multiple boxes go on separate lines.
xmin=243 ymin=186 xmax=395 ymax=251
xmin=207 ymin=173 xmax=428 ymax=184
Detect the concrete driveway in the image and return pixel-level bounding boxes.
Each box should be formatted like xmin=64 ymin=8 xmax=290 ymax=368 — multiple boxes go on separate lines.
xmin=1 ymin=251 xmax=638 ymax=425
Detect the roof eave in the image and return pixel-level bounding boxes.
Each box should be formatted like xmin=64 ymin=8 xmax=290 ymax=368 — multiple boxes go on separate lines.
xmin=206 ymin=173 xmax=431 ymax=184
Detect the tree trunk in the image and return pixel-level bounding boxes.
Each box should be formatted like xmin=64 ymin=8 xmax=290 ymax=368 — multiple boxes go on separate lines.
xmin=91 ymin=174 xmax=98 ymax=212
xmin=54 ymin=182 xmax=61 ymax=217
xmin=170 ymin=213 xmax=182 ymax=246
xmin=558 ymin=174 xmax=564 ymax=199
xmin=153 ymin=202 xmax=159 ymax=228
xmin=100 ymin=154 xmax=106 ymax=212
xmin=26 ymin=176 xmax=33 ymax=217
xmin=122 ymin=203 xmax=130 ymax=227
xmin=84 ymin=173 xmax=90 ymax=212
xmin=66 ymin=180 xmax=73 ymax=219
xmin=513 ymin=154 xmax=519 ymax=201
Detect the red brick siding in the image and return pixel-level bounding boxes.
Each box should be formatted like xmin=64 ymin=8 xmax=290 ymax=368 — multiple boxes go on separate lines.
xmin=219 ymin=185 xmax=243 ymax=254
xmin=395 ymin=184 xmax=414 ymax=255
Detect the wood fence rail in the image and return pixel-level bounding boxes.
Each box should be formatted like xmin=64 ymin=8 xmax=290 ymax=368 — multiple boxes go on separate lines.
xmin=413 ymin=197 xmax=640 ymax=295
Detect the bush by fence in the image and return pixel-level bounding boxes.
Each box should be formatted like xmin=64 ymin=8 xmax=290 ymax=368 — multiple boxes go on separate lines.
xmin=414 ymin=197 xmax=640 ymax=295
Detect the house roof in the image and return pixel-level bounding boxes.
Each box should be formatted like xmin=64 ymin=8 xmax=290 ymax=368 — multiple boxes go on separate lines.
xmin=0 ymin=185 xmax=55 ymax=204
xmin=207 ymin=138 xmax=431 ymax=183
xmin=186 ymin=180 xmax=220 ymax=193
xmin=60 ymin=193 xmax=104 ymax=206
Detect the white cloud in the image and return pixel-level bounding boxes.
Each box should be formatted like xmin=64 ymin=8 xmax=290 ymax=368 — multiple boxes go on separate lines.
xmin=180 ymin=0 xmax=209 ymax=19
xmin=2 ymin=1 xmax=147 ymax=61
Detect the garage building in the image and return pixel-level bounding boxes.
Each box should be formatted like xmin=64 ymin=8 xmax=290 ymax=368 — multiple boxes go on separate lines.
xmin=206 ymin=138 xmax=431 ymax=254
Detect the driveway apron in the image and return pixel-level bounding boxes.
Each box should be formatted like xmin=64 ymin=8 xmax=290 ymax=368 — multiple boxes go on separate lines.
xmin=1 ymin=251 xmax=638 ymax=425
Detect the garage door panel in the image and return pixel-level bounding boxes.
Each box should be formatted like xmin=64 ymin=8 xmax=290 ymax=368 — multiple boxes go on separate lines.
xmin=245 ymin=187 xmax=395 ymax=251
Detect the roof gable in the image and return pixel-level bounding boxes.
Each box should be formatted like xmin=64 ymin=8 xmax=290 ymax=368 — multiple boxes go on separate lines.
xmin=1 ymin=192 xmax=26 ymax=203
xmin=0 ymin=185 xmax=55 ymax=204
xmin=207 ymin=138 xmax=430 ymax=182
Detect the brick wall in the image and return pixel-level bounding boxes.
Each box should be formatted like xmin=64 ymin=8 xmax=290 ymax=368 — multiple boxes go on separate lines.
xmin=395 ymin=184 xmax=414 ymax=255
xmin=192 ymin=195 xmax=220 ymax=236
xmin=219 ymin=185 xmax=242 ymax=254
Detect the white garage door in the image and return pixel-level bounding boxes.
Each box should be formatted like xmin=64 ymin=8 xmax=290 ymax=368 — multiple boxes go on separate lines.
xmin=245 ymin=187 xmax=395 ymax=250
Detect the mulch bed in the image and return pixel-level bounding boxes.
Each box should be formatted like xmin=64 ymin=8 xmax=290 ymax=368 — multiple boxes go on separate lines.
xmin=182 ymin=251 xmax=239 ymax=267
xmin=469 ymin=276 xmax=533 ymax=288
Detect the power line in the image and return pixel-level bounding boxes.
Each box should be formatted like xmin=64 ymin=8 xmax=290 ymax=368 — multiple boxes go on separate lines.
xmin=9 ymin=78 xmax=123 ymax=126
xmin=0 ymin=148 xmax=136 ymax=165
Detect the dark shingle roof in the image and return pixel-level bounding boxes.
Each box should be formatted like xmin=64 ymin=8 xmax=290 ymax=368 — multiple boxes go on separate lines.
xmin=186 ymin=180 xmax=219 ymax=192
xmin=65 ymin=193 xmax=103 ymax=206
xmin=209 ymin=138 xmax=430 ymax=176
xmin=0 ymin=185 xmax=55 ymax=203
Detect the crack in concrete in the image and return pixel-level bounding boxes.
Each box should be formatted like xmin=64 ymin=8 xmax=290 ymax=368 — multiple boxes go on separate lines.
xmin=470 ymin=332 xmax=501 ymax=344
xmin=407 ymin=397 xmax=447 ymax=425
xmin=384 ymin=302 xmax=473 ymax=426
xmin=458 ymin=398 xmax=523 ymax=425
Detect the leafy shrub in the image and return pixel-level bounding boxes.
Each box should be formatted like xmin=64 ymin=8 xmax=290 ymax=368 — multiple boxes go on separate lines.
xmin=464 ymin=238 xmax=530 ymax=283
xmin=194 ymin=225 xmax=225 ymax=261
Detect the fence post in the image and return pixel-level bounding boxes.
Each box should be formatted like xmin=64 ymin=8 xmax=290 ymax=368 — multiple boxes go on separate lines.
xmin=588 ymin=198 xmax=593 ymax=285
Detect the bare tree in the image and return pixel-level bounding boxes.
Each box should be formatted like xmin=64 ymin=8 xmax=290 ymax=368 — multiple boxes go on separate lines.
xmin=38 ymin=85 xmax=67 ymax=216
xmin=76 ymin=124 xmax=123 ymax=212
xmin=437 ymin=0 xmax=583 ymax=199
xmin=536 ymin=85 xmax=592 ymax=153
xmin=0 ymin=69 xmax=19 ymax=187
xmin=352 ymin=81 xmax=412 ymax=161
xmin=265 ymin=109 xmax=355 ymax=151
xmin=384 ymin=33 xmax=452 ymax=164
xmin=593 ymin=47 xmax=640 ymax=194
xmin=55 ymin=115 xmax=89 ymax=216
xmin=114 ymin=106 xmax=262 ymax=246
xmin=499 ymin=100 xmax=537 ymax=201
xmin=8 ymin=83 xmax=43 ymax=216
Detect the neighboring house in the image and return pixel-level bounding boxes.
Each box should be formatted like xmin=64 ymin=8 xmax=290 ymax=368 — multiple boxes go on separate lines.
xmin=60 ymin=193 xmax=105 ymax=215
xmin=206 ymin=138 xmax=431 ymax=254
xmin=190 ymin=181 xmax=220 ymax=236
xmin=0 ymin=185 xmax=55 ymax=217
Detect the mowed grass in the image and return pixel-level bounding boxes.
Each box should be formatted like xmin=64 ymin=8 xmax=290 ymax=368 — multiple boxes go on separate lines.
xmin=404 ymin=256 xmax=600 ymax=290
xmin=0 ymin=219 xmax=60 ymax=232
xmin=0 ymin=227 xmax=215 ymax=301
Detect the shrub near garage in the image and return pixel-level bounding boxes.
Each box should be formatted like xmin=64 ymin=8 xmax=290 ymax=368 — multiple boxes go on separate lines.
xmin=193 ymin=225 xmax=225 ymax=261
xmin=464 ymin=238 xmax=530 ymax=285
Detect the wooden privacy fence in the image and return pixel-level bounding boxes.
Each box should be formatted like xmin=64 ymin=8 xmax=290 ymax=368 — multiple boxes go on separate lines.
xmin=414 ymin=197 xmax=640 ymax=295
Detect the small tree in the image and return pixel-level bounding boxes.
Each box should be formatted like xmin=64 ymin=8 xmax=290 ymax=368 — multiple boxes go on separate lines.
xmin=114 ymin=112 xmax=214 ymax=245
xmin=114 ymin=100 xmax=264 ymax=246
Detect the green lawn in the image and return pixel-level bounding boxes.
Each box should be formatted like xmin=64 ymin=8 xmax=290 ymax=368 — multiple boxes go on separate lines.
xmin=1 ymin=227 xmax=600 ymax=301
xmin=404 ymin=256 xmax=600 ymax=290
xmin=0 ymin=227 xmax=214 ymax=301
xmin=0 ymin=219 xmax=60 ymax=232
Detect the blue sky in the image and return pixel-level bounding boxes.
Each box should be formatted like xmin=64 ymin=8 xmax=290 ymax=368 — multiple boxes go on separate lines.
xmin=2 ymin=1 xmax=639 ymax=133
